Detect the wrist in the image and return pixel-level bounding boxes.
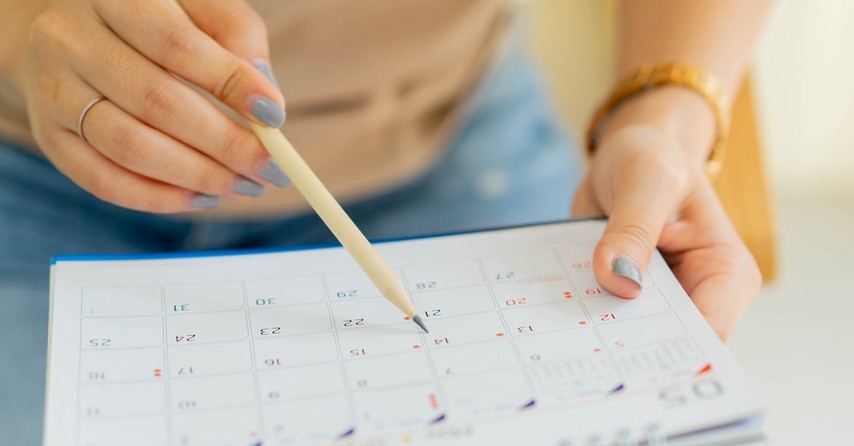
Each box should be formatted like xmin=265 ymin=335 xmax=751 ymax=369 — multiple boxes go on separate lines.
xmin=587 ymin=62 xmax=731 ymax=179
xmin=598 ymin=86 xmax=716 ymax=168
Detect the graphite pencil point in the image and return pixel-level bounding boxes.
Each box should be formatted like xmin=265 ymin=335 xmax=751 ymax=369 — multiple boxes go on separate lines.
xmin=412 ymin=315 xmax=429 ymax=334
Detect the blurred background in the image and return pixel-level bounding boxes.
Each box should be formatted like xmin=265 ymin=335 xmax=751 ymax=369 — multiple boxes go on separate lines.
xmin=519 ymin=0 xmax=854 ymax=443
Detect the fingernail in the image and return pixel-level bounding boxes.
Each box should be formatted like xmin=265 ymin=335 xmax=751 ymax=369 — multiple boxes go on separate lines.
xmin=251 ymin=97 xmax=286 ymax=128
xmin=612 ymin=256 xmax=642 ymax=288
xmin=234 ymin=177 xmax=266 ymax=197
xmin=252 ymin=60 xmax=280 ymax=89
xmin=258 ymin=158 xmax=291 ymax=188
xmin=191 ymin=194 xmax=220 ymax=209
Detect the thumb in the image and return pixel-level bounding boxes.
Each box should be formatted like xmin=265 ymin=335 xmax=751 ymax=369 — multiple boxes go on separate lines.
xmin=592 ymin=165 xmax=685 ymax=298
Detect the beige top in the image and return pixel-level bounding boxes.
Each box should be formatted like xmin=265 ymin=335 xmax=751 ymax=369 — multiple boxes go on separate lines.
xmin=0 ymin=0 xmax=507 ymax=218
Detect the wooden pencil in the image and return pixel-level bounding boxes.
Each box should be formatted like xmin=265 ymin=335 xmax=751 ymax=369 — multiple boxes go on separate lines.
xmin=249 ymin=124 xmax=427 ymax=333
xmin=166 ymin=0 xmax=427 ymax=333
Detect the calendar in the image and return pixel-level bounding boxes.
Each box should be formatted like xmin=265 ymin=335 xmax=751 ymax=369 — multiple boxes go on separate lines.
xmin=44 ymin=220 xmax=765 ymax=445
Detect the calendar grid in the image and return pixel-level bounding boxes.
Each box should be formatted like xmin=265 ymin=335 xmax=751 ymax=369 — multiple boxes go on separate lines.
xmin=318 ymin=271 xmax=357 ymax=440
xmin=61 ymin=222 xmax=759 ymax=446
xmin=398 ymin=263 xmax=449 ymax=426
xmin=474 ymin=256 xmax=536 ymax=400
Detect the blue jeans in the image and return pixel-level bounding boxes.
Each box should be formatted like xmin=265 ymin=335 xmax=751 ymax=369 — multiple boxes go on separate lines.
xmin=0 ymin=48 xmax=583 ymax=444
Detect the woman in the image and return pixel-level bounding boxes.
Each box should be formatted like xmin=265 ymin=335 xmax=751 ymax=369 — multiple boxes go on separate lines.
xmin=0 ymin=0 xmax=768 ymax=443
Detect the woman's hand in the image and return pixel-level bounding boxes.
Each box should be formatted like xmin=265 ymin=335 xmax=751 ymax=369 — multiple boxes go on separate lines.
xmin=20 ymin=0 xmax=288 ymax=212
xmin=572 ymin=109 xmax=761 ymax=341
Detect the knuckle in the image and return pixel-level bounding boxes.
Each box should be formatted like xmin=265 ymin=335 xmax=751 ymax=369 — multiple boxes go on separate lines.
xmin=213 ymin=61 xmax=246 ymax=102
xmin=44 ymin=75 xmax=61 ymax=104
xmin=30 ymin=8 xmax=83 ymax=56
xmin=139 ymin=82 xmax=181 ymax=122
xmin=641 ymin=149 xmax=688 ymax=187
xmin=660 ymin=164 xmax=689 ymax=192
xmin=611 ymin=222 xmax=656 ymax=255
xmin=188 ymin=167 xmax=228 ymax=194
xmin=111 ymin=128 xmax=150 ymax=166
xmin=159 ymin=29 xmax=198 ymax=63
xmin=191 ymin=173 xmax=216 ymax=193
xmin=29 ymin=10 xmax=64 ymax=47
xmin=217 ymin=126 xmax=255 ymax=165
xmin=31 ymin=73 xmax=61 ymax=110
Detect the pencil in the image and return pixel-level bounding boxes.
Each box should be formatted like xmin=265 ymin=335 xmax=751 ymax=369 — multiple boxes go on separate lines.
xmin=167 ymin=0 xmax=427 ymax=334
xmin=250 ymin=124 xmax=427 ymax=333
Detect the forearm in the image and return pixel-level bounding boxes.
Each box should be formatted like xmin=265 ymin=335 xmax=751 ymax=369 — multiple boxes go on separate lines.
xmin=604 ymin=0 xmax=770 ymax=164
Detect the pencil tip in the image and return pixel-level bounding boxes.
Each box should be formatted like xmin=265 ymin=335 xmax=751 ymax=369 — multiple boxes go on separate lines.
xmin=412 ymin=315 xmax=429 ymax=334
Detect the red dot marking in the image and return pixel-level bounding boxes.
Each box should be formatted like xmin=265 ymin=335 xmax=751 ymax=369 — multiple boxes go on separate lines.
xmin=593 ymin=348 xmax=601 ymax=353
xmin=578 ymin=321 xmax=587 ymax=325
xmin=496 ymin=333 xmax=504 ymax=337
xmin=412 ymin=345 xmax=421 ymax=349
xmin=250 ymin=432 xmax=257 ymax=438
xmin=403 ymin=316 xmax=411 ymax=321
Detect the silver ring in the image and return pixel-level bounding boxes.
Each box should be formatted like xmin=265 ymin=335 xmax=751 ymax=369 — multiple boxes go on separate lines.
xmin=76 ymin=96 xmax=106 ymax=144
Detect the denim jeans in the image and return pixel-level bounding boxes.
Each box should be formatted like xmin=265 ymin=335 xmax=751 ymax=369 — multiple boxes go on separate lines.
xmin=0 ymin=47 xmax=583 ymax=444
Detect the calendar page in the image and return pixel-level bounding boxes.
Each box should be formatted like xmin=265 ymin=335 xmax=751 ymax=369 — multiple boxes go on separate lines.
xmin=44 ymin=220 xmax=764 ymax=446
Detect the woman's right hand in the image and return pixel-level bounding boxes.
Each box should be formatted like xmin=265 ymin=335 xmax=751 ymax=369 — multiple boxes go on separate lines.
xmin=22 ymin=0 xmax=288 ymax=213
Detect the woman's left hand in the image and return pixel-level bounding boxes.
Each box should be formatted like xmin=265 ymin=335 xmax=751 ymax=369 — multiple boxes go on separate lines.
xmin=572 ymin=122 xmax=761 ymax=341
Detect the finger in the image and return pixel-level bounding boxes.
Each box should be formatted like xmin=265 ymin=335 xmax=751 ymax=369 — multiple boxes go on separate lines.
xmin=92 ymin=0 xmax=285 ymax=128
xmin=41 ymin=125 xmax=217 ymax=213
xmin=180 ymin=0 xmax=280 ymax=87
xmin=61 ymin=20 xmax=284 ymax=187
xmin=50 ymin=71 xmax=266 ymax=198
xmin=592 ymin=152 xmax=688 ymax=298
xmin=660 ymin=183 xmax=761 ymax=341
xmin=679 ymin=247 xmax=758 ymax=341
xmin=81 ymin=93 xmax=264 ymax=199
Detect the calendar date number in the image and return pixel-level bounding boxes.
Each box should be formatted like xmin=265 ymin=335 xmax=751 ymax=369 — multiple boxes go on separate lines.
xmin=342 ymin=318 xmax=365 ymax=327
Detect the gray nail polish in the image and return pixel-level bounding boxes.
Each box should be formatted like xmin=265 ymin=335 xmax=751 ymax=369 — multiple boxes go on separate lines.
xmin=191 ymin=194 xmax=220 ymax=209
xmin=259 ymin=159 xmax=291 ymax=188
xmin=252 ymin=97 xmax=286 ymax=128
xmin=612 ymin=256 xmax=642 ymax=288
xmin=234 ymin=177 xmax=266 ymax=197
xmin=253 ymin=62 xmax=280 ymax=89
